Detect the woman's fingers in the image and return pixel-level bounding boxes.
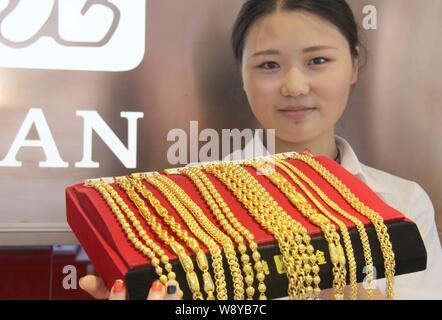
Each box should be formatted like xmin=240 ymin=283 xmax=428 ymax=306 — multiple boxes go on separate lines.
xmin=147 ymin=280 xmax=165 ymax=300
xmin=108 ymin=280 xmax=126 ymax=300
xmin=79 ymin=275 xmax=110 ymax=300
xmin=80 ymin=276 xmax=184 ymax=300
xmin=146 ymin=279 xmax=183 ymax=300
xmin=165 ymin=280 xmax=182 ymax=300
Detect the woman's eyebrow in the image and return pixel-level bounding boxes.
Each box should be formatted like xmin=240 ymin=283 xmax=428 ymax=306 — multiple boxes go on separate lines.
xmin=302 ymin=45 xmax=339 ymax=53
xmin=250 ymin=49 xmax=280 ymax=58
xmin=249 ymin=46 xmax=339 ymax=59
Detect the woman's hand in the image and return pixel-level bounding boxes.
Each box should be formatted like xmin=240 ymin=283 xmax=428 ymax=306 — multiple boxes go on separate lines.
xmin=79 ymin=275 xmax=182 ymax=300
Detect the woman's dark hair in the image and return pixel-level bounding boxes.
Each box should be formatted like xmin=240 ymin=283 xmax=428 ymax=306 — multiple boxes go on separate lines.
xmin=231 ymin=0 xmax=361 ymax=65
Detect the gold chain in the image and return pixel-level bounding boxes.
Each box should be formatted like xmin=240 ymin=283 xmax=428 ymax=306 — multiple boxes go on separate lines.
xmin=276 ymin=157 xmax=375 ymax=299
xmin=205 ymin=162 xmax=321 ymax=300
xmin=85 ymin=181 xmax=173 ymax=286
xmin=141 ymin=172 xmax=229 ymax=300
xmin=246 ymin=159 xmax=347 ymax=300
xmin=115 ymin=177 xmax=204 ymax=300
xmin=292 ymin=154 xmax=395 ymax=299
xmin=153 ymin=174 xmax=246 ymax=300
xmin=180 ymin=166 xmax=268 ymax=300
xmin=127 ymin=175 xmax=216 ymax=300
xmin=85 ymin=152 xmax=388 ymax=299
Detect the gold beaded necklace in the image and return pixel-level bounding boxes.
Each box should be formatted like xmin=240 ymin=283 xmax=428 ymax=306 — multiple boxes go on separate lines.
xmin=275 ymin=157 xmax=375 ymax=299
xmin=152 ymin=173 xmax=246 ymax=300
xmin=141 ymin=172 xmax=229 ymax=300
xmin=85 ymin=180 xmax=174 ymax=287
xmin=179 ymin=166 xmax=268 ymax=300
xmin=204 ymin=162 xmax=321 ymax=300
xmin=246 ymin=159 xmax=348 ymax=300
xmin=292 ymin=153 xmax=395 ymax=299
xmin=126 ymin=175 xmax=216 ymax=299
xmin=115 ymin=177 xmax=205 ymax=300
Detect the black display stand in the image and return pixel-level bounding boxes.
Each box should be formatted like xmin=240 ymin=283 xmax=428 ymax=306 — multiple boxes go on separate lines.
xmin=125 ymin=220 xmax=426 ymax=300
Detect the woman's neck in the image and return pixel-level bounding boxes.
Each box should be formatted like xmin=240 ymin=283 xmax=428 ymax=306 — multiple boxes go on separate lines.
xmin=272 ymin=130 xmax=339 ymax=160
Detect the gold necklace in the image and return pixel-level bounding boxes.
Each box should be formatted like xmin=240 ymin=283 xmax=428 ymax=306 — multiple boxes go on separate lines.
xmin=152 ymin=173 xmax=246 ymax=300
xmin=127 ymin=175 xmax=216 ymax=300
xmin=291 ymin=153 xmax=395 ymax=299
xmin=180 ymin=166 xmax=268 ymax=300
xmin=141 ymin=172 xmax=229 ymax=300
xmin=115 ymin=177 xmax=205 ymax=300
xmin=276 ymin=157 xmax=375 ymax=299
xmin=204 ymin=162 xmax=321 ymax=300
xmin=85 ymin=180 xmax=174 ymax=287
xmin=246 ymin=159 xmax=347 ymax=300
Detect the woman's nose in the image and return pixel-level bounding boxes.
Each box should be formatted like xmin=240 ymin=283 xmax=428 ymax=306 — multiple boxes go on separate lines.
xmin=280 ymin=68 xmax=310 ymax=97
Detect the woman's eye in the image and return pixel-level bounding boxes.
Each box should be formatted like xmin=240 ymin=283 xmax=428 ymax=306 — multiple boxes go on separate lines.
xmin=258 ymin=61 xmax=280 ymax=70
xmin=309 ymin=57 xmax=330 ymax=65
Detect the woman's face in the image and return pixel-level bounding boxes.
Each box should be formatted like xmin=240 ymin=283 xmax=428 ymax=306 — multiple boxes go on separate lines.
xmin=241 ymin=10 xmax=358 ymax=144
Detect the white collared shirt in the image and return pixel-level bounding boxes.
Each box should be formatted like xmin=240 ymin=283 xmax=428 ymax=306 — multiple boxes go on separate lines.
xmin=226 ymin=135 xmax=442 ymax=299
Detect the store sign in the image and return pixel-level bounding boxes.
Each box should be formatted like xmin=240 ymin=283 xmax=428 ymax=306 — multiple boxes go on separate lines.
xmin=0 ymin=108 xmax=144 ymax=168
xmin=0 ymin=0 xmax=146 ymax=71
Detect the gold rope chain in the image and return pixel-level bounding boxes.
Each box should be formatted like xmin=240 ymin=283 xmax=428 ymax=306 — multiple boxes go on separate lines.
xmin=85 ymin=181 xmax=175 ymax=287
xmin=115 ymin=177 xmax=204 ymax=300
xmin=276 ymin=157 xmax=375 ymax=300
xmin=246 ymin=159 xmax=348 ymax=300
xmin=204 ymin=162 xmax=321 ymax=300
xmin=127 ymin=175 xmax=216 ymax=299
xmin=153 ymin=174 xmax=246 ymax=300
xmin=291 ymin=154 xmax=395 ymax=299
xmin=180 ymin=166 xmax=268 ymax=300
xmin=141 ymin=173 xmax=229 ymax=300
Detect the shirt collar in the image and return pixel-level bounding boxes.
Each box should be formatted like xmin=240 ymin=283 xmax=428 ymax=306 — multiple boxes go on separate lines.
xmin=336 ymin=135 xmax=391 ymax=195
xmin=335 ymin=135 xmax=364 ymax=176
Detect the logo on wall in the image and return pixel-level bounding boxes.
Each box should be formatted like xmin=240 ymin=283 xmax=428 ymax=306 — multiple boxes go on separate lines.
xmin=0 ymin=0 xmax=146 ymax=71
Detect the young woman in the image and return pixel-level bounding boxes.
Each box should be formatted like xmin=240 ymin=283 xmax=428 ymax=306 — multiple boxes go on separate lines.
xmin=80 ymin=0 xmax=442 ymax=300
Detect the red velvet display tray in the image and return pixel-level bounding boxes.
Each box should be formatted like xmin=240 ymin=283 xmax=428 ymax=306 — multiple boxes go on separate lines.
xmin=66 ymin=156 xmax=426 ymax=299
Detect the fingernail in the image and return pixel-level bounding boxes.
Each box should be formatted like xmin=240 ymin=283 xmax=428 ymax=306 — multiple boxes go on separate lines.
xmin=167 ymin=284 xmax=177 ymax=295
xmin=112 ymin=280 xmax=125 ymax=294
xmin=151 ymin=280 xmax=163 ymax=292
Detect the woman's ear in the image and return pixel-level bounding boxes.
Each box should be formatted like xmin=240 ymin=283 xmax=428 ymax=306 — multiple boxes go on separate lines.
xmin=351 ymin=47 xmax=360 ymax=85
xmin=351 ymin=46 xmax=361 ymax=85
xmin=351 ymin=62 xmax=359 ymax=85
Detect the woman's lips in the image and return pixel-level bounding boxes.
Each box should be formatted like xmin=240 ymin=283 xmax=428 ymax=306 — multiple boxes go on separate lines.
xmin=278 ymin=107 xmax=317 ymax=121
